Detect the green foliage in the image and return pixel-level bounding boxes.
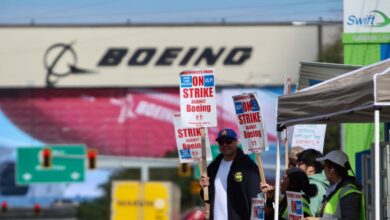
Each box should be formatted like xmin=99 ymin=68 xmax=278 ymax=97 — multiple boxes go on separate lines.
xmin=76 ymin=197 xmax=111 ymax=220
xmin=324 ymin=124 xmax=341 ymax=154
xmin=318 ymin=38 xmax=343 ymax=64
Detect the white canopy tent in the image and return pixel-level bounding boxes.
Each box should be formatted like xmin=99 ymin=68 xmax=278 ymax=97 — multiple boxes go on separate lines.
xmin=275 ymin=58 xmax=390 ymax=220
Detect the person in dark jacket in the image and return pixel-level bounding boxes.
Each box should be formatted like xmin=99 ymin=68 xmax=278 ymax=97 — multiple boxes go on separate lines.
xmin=199 ymin=128 xmax=260 ymax=220
xmin=279 ymin=167 xmax=317 ymax=219
xmin=304 ymin=150 xmax=366 ymax=220
xmin=261 ymin=167 xmax=317 ymax=220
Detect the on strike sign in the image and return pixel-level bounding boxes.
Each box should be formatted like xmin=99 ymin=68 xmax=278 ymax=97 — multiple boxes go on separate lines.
xmin=250 ymin=197 xmax=265 ymax=220
xmin=233 ymin=93 xmax=268 ymax=154
xmin=179 ymin=69 xmax=217 ymax=127
xmin=286 ymin=191 xmax=304 ymax=220
xmin=173 ymin=113 xmax=212 ymax=163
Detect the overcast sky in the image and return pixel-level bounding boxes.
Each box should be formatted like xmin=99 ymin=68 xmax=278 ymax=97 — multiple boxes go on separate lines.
xmin=0 ymin=0 xmax=343 ymax=24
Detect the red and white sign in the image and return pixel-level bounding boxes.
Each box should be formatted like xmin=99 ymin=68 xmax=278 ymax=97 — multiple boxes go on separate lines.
xmin=179 ymin=69 xmax=217 ymax=128
xmin=173 ymin=113 xmax=212 ymax=163
xmin=250 ymin=197 xmax=265 ymax=220
xmin=233 ymin=93 xmax=268 ymax=154
xmin=286 ymin=191 xmax=304 ymax=220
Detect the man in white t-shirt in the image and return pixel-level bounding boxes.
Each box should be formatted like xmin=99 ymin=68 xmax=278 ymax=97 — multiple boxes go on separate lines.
xmin=200 ymin=128 xmax=260 ymax=220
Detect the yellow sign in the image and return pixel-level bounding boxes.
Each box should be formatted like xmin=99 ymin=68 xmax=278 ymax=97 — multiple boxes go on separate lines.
xmin=111 ymin=181 xmax=177 ymax=220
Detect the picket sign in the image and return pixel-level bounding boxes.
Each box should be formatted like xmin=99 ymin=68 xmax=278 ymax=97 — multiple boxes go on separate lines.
xmin=232 ymin=93 xmax=268 ymax=183
xmin=286 ymin=191 xmax=304 ymax=219
xmin=173 ymin=113 xmax=212 ymax=164
xmin=179 ymin=68 xmax=217 ymax=220
xmin=250 ymin=196 xmax=265 ymax=220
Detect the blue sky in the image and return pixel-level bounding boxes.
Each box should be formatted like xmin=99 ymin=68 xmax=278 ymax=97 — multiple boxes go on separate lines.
xmin=0 ymin=0 xmax=343 ymax=24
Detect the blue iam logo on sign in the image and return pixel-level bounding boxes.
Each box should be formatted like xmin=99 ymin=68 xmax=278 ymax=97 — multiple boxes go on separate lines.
xmin=235 ymin=102 xmax=244 ymax=114
xmin=250 ymin=99 xmax=260 ymax=111
xmin=181 ymin=76 xmax=192 ymax=87
xmin=180 ymin=149 xmax=191 ymax=159
xmin=295 ymin=200 xmax=303 ymax=215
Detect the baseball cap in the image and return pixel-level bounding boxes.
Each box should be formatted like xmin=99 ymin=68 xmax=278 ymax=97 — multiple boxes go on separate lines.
xmin=316 ymin=150 xmax=349 ymax=168
xmin=216 ymin=128 xmax=237 ymax=141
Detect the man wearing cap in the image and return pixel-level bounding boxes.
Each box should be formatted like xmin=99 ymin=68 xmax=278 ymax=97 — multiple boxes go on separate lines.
xmin=199 ymin=128 xmax=260 ymax=220
xmin=304 ymin=150 xmax=366 ymax=220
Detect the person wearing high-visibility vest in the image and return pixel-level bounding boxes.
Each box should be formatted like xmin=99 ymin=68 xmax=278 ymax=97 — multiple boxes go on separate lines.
xmin=280 ymin=167 xmax=317 ymax=219
xmin=304 ymin=150 xmax=366 ymax=220
xmin=261 ymin=167 xmax=317 ymax=220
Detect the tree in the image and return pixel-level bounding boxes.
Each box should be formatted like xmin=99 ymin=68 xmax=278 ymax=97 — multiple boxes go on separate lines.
xmin=318 ymin=38 xmax=343 ymax=64
xmin=317 ymin=37 xmax=344 ymax=153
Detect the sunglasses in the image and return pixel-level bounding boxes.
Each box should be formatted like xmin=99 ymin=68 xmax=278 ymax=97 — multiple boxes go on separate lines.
xmin=217 ymin=139 xmax=235 ymax=145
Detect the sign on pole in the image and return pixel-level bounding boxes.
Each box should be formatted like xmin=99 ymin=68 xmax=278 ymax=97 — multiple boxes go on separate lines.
xmin=16 ymin=145 xmax=86 ymax=184
xmin=291 ymin=124 xmax=327 ymax=153
xmin=233 ymin=93 xmax=268 ymax=154
xmin=173 ymin=113 xmax=212 ymax=163
xmin=179 ymin=68 xmax=216 ymax=219
xmin=179 ymin=69 xmax=217 ymax=128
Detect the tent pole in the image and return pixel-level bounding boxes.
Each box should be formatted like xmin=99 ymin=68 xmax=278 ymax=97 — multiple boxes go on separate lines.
xmin=274 ymin=131 xmax=281 ymax=220
xmin=375 ymin=109 xmax=380 ymax=220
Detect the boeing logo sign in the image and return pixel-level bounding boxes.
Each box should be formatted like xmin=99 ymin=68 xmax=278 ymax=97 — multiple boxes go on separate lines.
xmin=346 ymin=10 xmax=390 ymax=28
xmin=97 ymin=47 xmax=252 ymax=67
xmin=44 ymin=44 xmax=253 ymax=87
xmin=44 ymin=43 xmax=94 ymax=87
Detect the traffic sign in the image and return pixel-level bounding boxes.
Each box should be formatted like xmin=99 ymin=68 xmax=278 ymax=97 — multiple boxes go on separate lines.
xmin=16 ymin=145 xmax=86 ymax=184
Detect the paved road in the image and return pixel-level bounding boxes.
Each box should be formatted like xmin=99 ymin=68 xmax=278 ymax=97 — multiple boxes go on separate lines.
xmin=0 ymin=207 xmax=76 ymax=219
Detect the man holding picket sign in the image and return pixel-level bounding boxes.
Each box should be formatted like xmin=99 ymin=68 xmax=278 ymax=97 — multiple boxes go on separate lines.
xmin=199 ymin=128 xmax=261 ymax=220
xmin=179 ymin=68 xmax=218 ymax=219
xmin=199 ymin=92 xmax=266 ymax=219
